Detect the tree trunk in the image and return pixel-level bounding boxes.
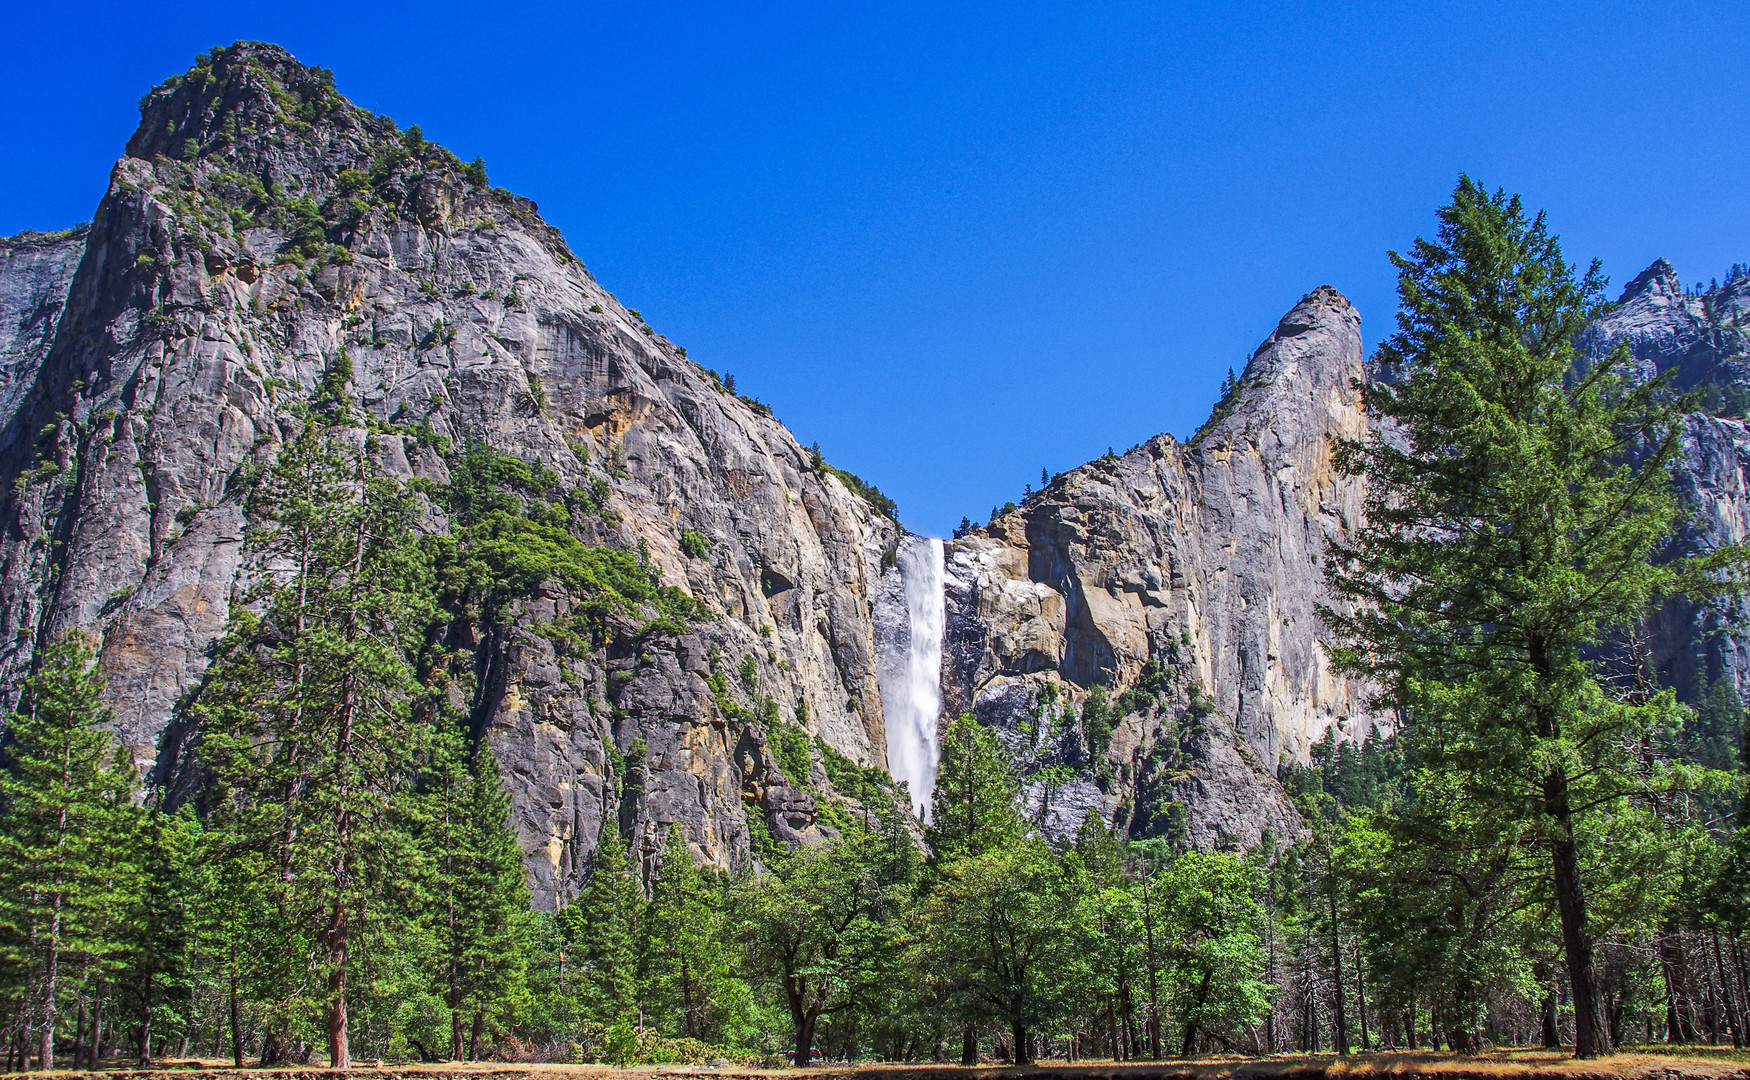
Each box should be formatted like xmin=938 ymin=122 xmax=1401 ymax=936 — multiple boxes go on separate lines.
xmin=72 ymin=996 xmax=86 ymax=1068
xmin=1662 ymin=925 xmax=1697 ymax=1043
xmin=1548 ymin=794 xmax=1608 ymax=1057
xmin=1144 ymin=879 xmax=1162 ymax=1059
xmin=1010 ymin=1019 xmax=1032 ymax=1065
xmin=1714 ymin=930 xmax=1743 ymax=1048
xmin=1328 ymin=876 xmax=1349 ymax=1055
xmin=468 ymin=1008 xmax=484 ymax=1061
xmin=136 ymin=972 xmax=153 ymax=1067
xmin=40 ymin=894 xmax=61 ymax=1071
xmin=229 ymin=963 xmax=243 ymax=1068
xmin=327 ymin=899 xmax=351 ymax=1068
xmin=795 ymin=1010 xmax=817 ymax=1068
xmin=1182 ymin=968 xmax=1213 ymax=1057
xmin=259 ymin=1029 xmax=282 ymax=1067
xmin=961 ymin=1025 xmax=977 ymax=1066
xmin=1542 ymin=987 xmax=1561 ymax=1048
xmin=90 ymin=989 xmax=105 ymax=1068
xmin=1354 ymin=935 xmax=1369 ymax=1051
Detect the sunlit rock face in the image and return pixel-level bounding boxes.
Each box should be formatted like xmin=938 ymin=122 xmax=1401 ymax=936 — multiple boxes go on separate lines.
xmin=942 ymin=287 xmax=1381 ymax=849
xmin=1582 ymin=261 xmax=1750 ymax=707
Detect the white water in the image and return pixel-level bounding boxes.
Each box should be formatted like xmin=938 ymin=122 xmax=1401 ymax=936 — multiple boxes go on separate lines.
xmin=878 ymin=536 xmax=945 ymax=818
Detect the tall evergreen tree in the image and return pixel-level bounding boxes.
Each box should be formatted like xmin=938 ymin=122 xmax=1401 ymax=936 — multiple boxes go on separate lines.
xmin=421 ymin=727 xmax=532 ymax=1059
xmin=642 ymin=826 xmax=732 ymax=1040
xmin=119 ymin=808 xmax=197 ymax=1065
xmin=1324 ymin=176 xmax=1747 ymax=1057
xmin=0 ymin=633 xmax=136 ymax=1070
xmin=928 ymin=715 xmax=1022 ymax=862
xmin=560 ymin=821 xmax=642 ymax=1022
xmin=196 ymin=423 xmax=434 ymax=1067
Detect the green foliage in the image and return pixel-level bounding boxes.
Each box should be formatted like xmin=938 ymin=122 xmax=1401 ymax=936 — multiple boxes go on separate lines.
xmin=559 ymin=823 xmax=642 ymax=1023
xmin=1081 ymin=683 xmax=1114 ymax=758
xmin=435 ymin=443 xmax=706 ymax=640
xmin=928 ymin=714 xmax=1022 ymax=861
xmin=732 ymin=823 xmax=902 ymax=1064
xmin=769 ymin=723 xmax=813 ymax=787
xmin=817 ymin=459 xmax=898 ymax=521
xmin=1324 ymin=176 xmax=1750 ymax=1058
xmin=0 ymin=634 xmax=136 ymax=1068
xmin=915 ymin=837 xmax=1087 ymax=1063
xmin=680 ymin=528 xmax=711 ymax=558
xmin=195 ymin=426 xmax=433 ymax=1067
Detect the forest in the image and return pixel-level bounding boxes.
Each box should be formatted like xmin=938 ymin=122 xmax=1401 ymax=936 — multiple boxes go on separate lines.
xmin=0 ymin=180 xmax=1747 ymax=1070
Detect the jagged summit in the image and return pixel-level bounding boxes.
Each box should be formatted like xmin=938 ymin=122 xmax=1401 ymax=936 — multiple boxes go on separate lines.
xmin=1583 ymin=258 xmax=1749 ymax=396
xmin=128 ymin=42 xmax=366 ymax=163
xmin=118 ymin=42 xmax=575 ymax=271
xmin=1618 ymin=256 xmax=1681 ymax=304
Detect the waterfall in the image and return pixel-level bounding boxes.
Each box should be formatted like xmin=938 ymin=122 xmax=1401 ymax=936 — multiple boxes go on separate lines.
xmin=875 ymin=535 xmax=945 ymax=817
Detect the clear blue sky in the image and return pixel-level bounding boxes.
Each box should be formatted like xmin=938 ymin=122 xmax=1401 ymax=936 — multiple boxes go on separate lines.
xmin=5 ymin=2 xmax=1747 ymax=536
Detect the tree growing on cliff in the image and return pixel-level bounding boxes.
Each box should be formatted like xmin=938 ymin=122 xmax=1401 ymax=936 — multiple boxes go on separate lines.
xmin=1323 ymin=176 xmax=1747 ymax=1057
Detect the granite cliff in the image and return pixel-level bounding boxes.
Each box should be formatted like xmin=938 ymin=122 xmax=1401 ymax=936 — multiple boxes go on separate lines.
xmin=0 ymin=43 xmax=902 ymax=908
xmin=1581 ymin=260 xmax=1750 ymax=707
xmin=939 ymin=287 xmax=1379 ymax=849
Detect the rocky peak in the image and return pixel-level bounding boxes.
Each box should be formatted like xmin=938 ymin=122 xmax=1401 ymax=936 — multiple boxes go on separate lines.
xmin=1618 ymin=257 xmax=1682 ymax=306
xmin=937 ymin=285 xmax=1377 ymax=851
xmin=1198 ymin=285 xmax=1363 ymax=446
xmin=130 ymin=43 xmax=379 ymax=176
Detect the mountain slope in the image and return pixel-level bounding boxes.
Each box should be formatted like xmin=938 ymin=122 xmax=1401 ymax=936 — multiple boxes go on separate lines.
xmin=0 ymin=43 xmax=900 ymax=907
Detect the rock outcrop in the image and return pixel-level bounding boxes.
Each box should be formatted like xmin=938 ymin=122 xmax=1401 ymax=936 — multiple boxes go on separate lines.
xmin=0 ymin=43 xmax=899 ymax=908
xmin=941 ymin=287 xmax=1384 ymax=848
xmin=1583 ymin=262 xmax=1750 ymax=705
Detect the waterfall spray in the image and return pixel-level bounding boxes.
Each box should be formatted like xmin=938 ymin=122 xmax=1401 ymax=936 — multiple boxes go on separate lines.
xmin=875 ymin=536 xmax=945 ymax=817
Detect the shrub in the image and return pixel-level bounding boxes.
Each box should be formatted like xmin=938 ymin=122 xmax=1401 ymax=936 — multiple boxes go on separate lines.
xmin=738 ymin=654 xmax=759 ymax=694
xmin=680 ymin=529 xmax=710 ymax=558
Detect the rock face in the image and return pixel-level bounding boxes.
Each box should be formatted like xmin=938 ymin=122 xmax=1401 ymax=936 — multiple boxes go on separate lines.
xmin=0 ymin=43 xmax=899 ymax=908
xmin=941 ymin=287 xmax=1384 ymax=848
xmin=1582 ymin=262 xmax=1750 ymax=704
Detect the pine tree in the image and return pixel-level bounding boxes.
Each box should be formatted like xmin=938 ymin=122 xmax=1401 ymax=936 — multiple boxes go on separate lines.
xmin=642 ymin=826 xmax=729 ymax=1039
xmin=195 ymin=423 xmax=434 ymax=1067
xmin=120 ymin=808 xmax=196 ymax=1066
xmin=448 ymin=747 xmax=533 ymax=1059
xmin=927 ymin=714 xmax=1022 ymax=862
xmin=561 ymin=822 xmax=642 ymax=1022
xmin=1323 ymin=176 xmax=1748 ymax=1057
xmin=0 ymin=633 xmax=136 ymax=1070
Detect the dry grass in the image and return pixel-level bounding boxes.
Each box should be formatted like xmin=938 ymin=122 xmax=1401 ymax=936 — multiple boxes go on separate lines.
xmin=6 ymin=1048 xmax=1749 ymax=1080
